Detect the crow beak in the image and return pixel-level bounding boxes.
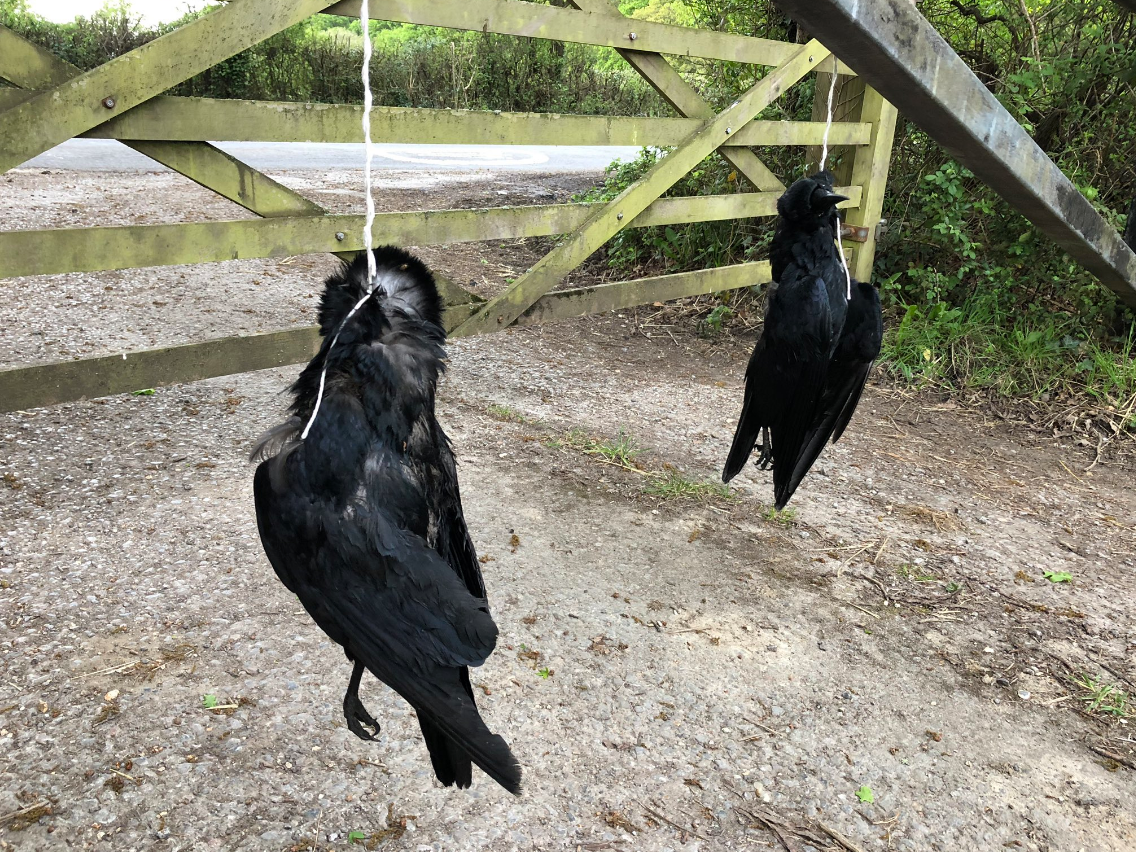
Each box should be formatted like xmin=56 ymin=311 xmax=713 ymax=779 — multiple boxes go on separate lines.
xmin=810 ymin=188 xmax=849 ymax=213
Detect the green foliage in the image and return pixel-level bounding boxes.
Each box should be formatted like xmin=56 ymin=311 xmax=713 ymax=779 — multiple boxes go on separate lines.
xmin=855 ymin=785 xmax=875 ymax=804
xmin=643 ymin=469 xmax=733 ymax=501
xmin=1043 ymin=570 xmax=1073 ymax=584
xmin=0 ymin=7 xmax=664 ymax=116
xmin=580 ymin=1 xmax=1136 ymax=413
xmin=577 ymin=147 xmax=772 ymax=272
xmin=1074 ymin=674 xmax=1131 ymax=719
xmin=761 ymin=505 xmax=796 ymax=526
xmin=5 ymin=1 xmax=1135 ymax=413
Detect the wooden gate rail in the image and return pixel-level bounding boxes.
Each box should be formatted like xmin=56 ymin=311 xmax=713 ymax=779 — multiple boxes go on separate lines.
xmin=0 ymin=262 xmax=771 ymax=413
xmin=455 ymin=39 xmax=833 ymax=336
xmin=0 ymin=189 xmax=862 ymax=278
xmin=326 ymin=0 xmax=856 ymax=72
xmin=0 ymin=91 xmax=871 ymax=149
xmin=0 ymin=0 xmax=897 ymax=411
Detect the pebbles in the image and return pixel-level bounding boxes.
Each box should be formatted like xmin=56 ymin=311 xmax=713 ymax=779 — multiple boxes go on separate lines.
xmin=2 ymin=169 xmax=1135 ymax=851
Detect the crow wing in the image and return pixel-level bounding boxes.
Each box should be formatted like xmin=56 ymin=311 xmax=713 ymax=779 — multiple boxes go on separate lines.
xmin=722 ymin=272 xmax=831 ymax=501
xmin=422 ymin=419 xmax=486 ymax=600
xmin=722 ymin=330 xmax=771 ymax=483
xmin=252 ymin=456 xmax=521 ymax=793
xmin=786 ymin=281 xmax=882 ymax=495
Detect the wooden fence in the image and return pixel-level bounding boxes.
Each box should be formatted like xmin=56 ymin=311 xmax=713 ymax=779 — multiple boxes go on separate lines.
xmin=0 ymin=0 xmax=898 ymax=412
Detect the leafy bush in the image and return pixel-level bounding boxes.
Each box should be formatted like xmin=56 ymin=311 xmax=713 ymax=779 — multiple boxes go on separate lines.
xmin=581 ymin=1 xmax=1136 ymax=408
xmin=0 ymin=1 xmax=663 ymax=115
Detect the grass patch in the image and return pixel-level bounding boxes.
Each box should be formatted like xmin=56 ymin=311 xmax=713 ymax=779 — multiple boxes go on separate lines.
xmin=1075 ymin=674 xmax=1132 ymax=719
xmin=761 ymin=505 xmax=797 ymax=526
xmin=592 ymin=430 xmax=642 ymax=468
xmin=896 ymin=563 xmax=938 ymax=582
xmin=544 ymin=427 xmax=733 ymax=502
xmin=544 ymin=427 xmax=643 ymax=471
xmin=487 ymin=403 xmax=530 ymax=424
xmin=882 ymin=299 xmax=1136 ymax=421
xmin=644 ymin=468 xmax=733 ymax=501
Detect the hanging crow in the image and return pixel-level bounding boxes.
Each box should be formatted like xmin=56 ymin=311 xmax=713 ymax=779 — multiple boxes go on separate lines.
xmin=251 ymin=246 xmax=521 ymax=794
xmin=785 ymin=278 xmax=882 ymax=497
xmin=723 ymin=172 xmax=881 ymax=509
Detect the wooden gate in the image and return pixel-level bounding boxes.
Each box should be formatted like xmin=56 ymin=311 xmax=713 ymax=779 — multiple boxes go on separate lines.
xmin=0 ymin=0 xmax=897 ymax=412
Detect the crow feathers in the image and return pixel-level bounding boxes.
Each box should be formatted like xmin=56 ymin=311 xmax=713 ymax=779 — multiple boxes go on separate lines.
xmin=251 ymin=246 xmax=521 ymax=794
xmin=723 ymin=172 xmax=882 ymax=509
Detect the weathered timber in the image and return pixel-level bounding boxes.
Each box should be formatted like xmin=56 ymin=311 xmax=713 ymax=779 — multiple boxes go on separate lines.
xmin=806 ymin=60 xmax=864 ymax=182
xmin=0 ymin=263 xmax=768 ymax=411
xmin=508 ymin=261 xmax=770 ymax=331
xmin=776 ymin=0 xmax=1136 ymax=306
xmin=455 ymin=40 xmax=829 ymax=336
xmin=0 ymin=0 xmax=336 ymax=173
xmin=569 ymin=0 xmax=782 ymax=192
xmin=842 ymin=87 xmax=897 ymax=282
xmin=0 ymin=328 xmax=324 ymax=414
xmin=0 ymin=90 xmax=870 ymax=149
xmin=0 ymin=189 xmax=860 ymax=278
xmin=327 ymin=0 xmax=855 ymax=72
xmin=0 ymin=33 xmax=334 ymax=220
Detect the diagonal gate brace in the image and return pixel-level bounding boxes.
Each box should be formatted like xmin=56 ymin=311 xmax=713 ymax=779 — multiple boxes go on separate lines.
xmin=0 ymin=0 xmax=336 ymax=175
xmin=0 ymin=24 xmax=475 ymax=305
xmin=453 ymin=41 xmax=830 ymax=338
xmin=0 ymin=27 xmax=325 ymax=219
xmin=569 ymin=0 xmax=783 ymax=192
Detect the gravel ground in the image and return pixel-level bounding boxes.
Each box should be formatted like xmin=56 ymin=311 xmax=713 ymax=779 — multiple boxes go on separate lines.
xmin=2 ymin=167 xmax=1135 ymax=851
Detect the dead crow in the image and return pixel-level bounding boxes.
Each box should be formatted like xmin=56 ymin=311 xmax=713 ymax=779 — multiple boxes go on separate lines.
xmin=251 ymin=246 xmax=521 ymax=794
xmin=723 ymin=172 xmax=880 ymax=508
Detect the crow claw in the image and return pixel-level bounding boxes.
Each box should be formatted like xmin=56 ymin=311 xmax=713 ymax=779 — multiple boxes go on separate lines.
xmin=755 ymin=428 xmax=774 ymax=469
xmin=344 ymin=692 xmax=380 ymax=741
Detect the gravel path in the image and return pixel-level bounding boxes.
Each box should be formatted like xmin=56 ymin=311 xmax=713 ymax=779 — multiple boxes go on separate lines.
xmin=2 ymin=168 xmax=1135 ymax=851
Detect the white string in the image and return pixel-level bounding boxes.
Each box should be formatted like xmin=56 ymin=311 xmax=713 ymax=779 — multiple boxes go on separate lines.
xmin=836 ymin=218 xmax=852 ymax=301
xmin=817 ymin=57 xmax=852 ymax=301
xmin=360 ymin=0 xmax=376 ymax=286
xmin=299 ymin=0 xmax=378 ymax=442
xmin=818 ymin=61 xmax=839 ymax=172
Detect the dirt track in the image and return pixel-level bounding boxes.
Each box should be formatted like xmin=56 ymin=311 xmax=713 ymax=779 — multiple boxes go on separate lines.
xmin=1 ymin=166 xmax=1135 ymax=851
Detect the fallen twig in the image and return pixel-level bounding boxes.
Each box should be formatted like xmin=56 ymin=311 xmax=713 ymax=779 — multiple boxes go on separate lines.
xmin=818 ymin=820 xmax=869 ymax=852
xmin=846 ymin=602 xmax=881 ymax=620
xmin=637 ymin=800 xmax=706 ymax=841
xmin=1087 ymin=743 xmax=1136 ymax=771
xmin=0 ymin=801 xmax=52 ymax=827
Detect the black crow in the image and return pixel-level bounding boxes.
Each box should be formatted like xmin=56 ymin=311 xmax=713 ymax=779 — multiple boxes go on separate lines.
xmin=723 ymin=172 xmax=879 ymax=509
xmin=1124 ymin=198 xmax=1136 ymax=250
xmin=250 ymin=246 xmax=521 ymax=795
xmin=785 ymin=279 xmax=882 ymax=497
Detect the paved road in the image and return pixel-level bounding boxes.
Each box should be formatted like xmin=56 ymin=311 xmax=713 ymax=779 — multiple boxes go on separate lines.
xmin=21 ymin=139 xmax=640 ymax=173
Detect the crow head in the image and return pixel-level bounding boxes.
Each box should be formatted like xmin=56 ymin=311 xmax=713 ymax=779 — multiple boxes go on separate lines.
xmin=777 ymin=170 xmax=848 ymax=229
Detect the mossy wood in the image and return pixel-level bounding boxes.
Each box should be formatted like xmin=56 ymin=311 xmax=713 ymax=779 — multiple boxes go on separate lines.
xmin=0 ymin=190 xmax=860 ymax=278
xmin=454 ymin=40 xmax=832 ymax=337
xmin=0 ymin=0 xmax=895 ymax=410
xmin=0 ymin=263 xmax=769 ymax=413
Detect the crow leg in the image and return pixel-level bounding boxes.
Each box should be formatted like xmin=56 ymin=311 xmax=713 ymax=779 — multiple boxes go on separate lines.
xmin=755 ymin=427 xmax=774 ymax=469
xmin=343 ymin=660 xmax=380 ymax=741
